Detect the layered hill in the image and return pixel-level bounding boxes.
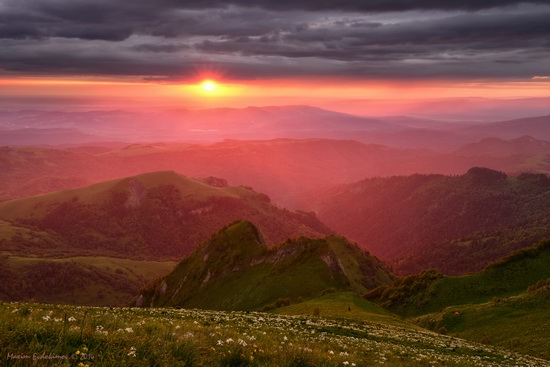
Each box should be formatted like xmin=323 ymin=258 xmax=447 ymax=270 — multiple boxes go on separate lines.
xmin=317 ymin=168 xmax=550 ymax=274
xmin=3 ymin=137 xmax=549 ymax=210
xmin=455 ymin=135 xmax=550 ymax=158
xmin=133 ymin=221 xmax=393 ymax=310
xmin=0 ymin=171 xmax=331 ymax=259
xmin=0 ymin=172 xmax=331 ymax=305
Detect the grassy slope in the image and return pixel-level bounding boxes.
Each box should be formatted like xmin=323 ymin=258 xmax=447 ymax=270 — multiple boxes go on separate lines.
xmin=185 ymin=256 xmax=342 ymax=311
xmin=274 ymin=292 xmax=414 ymax=328
xmin=0 ymin=255 xmax=175 ymax=306
xmin=373 ymin=240 xmax=550 ymax=317
xmin=413 ymin=285 xmax=550 ymax=360
xmin=0 ymin=171 xmax=248 ymax=220
xmin=1 ymin=302 xmax=548 ymax=367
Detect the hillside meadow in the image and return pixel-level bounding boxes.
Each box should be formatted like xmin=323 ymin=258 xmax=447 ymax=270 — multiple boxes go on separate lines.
xmin=1 ymin=301 xmax=549 ymax=367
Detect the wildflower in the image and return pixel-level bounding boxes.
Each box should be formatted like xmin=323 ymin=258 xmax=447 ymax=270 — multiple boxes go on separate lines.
xmin=42 ymin=315 xmax=51 ymax=321
xmin=125 ymin=327 xmax=134 ymax=333
xmin=343 ymin=362 xmax=349 ymax=366
xmin=128 ymin=346 xmax=137 ymax=357
xmin=226 ymin=338 xmax=234 ymax=343
xmin=68 ymin=316 xmax=76 ymax=322
xmin=329 ymin=350 xmax=334 ymax=355
xmin=217 ymin=340 xmax=224 ymax=346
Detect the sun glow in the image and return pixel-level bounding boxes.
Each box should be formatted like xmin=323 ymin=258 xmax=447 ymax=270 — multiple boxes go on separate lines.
xmin=200 ymin=80 xmax=218 ymax=93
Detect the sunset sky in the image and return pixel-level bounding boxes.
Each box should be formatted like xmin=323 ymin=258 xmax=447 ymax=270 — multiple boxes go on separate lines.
xmin=1 ymin=0 xmax=550 ymax=115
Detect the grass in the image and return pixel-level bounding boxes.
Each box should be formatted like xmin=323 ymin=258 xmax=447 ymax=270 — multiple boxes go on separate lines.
xmin=377 ymin=240 xmax=550 ymax=317
xmin=1 ymin=301 xmax=548 ymax=367
xmin=274 ymin=292 xmax=413 ymax=328
xmin=413 ymin=284 xmax=550 ymax=360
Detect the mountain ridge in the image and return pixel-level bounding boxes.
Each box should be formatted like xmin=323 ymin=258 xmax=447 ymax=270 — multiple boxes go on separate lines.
xmin=133 ymin=220 xmax=393 ymax=310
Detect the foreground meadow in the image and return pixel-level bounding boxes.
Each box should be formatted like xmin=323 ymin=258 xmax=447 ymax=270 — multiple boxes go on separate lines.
xmin=1 ymin=302 xmax=548 ymax=367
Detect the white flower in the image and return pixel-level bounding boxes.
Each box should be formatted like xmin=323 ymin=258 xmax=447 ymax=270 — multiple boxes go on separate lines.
xmin=226 ymin=338 xmax=234 ymax=344
xmin=128 ymin=346 xmax=137 ymax=357
xmin=42 ymin=315 xmax=51 ymax=321
xmin=343 ymin=362 xmax=349 ymax=366
xmin=125 ymin=327 xmax=134 ymax=333
xmin=68 ymin=316 xmax=76 ymax=322
xmin=328 ymin=350 xmax=334 ymax=355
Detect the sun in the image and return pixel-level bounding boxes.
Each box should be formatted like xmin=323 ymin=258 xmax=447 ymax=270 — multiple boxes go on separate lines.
xmin=200 ymin=80 xmax=218 ymax=93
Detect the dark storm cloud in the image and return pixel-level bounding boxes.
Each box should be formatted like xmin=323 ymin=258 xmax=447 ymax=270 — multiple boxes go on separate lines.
xmin=1 ymin=0 xmax=550 ymax=80
xmin=149 ymin=0 xmax=550 ymax=12
xmin=193 ymin=11 xmax=550 ymax=60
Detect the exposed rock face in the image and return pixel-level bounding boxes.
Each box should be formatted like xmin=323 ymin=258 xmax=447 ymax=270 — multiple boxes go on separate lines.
xmin=125 ymin=179 xmax=147 ymax=208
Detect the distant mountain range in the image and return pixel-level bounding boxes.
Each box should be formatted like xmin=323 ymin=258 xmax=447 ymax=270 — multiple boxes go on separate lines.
xmin=2 ymin=137 xmax=549 ymax=210
xmin=1 ymin=105 xmax=549 ymax=151
xmin=317 ymin=168 xmax=550 ymax=275
xmin=132 ymin=220 xmax=393 ymax=310
xmin=456 ymin=135 xmax=550 ymax=158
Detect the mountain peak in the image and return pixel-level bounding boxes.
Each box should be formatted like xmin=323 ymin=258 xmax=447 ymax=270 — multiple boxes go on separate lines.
xmin=132 ymin=227 xmax=393 ymax=310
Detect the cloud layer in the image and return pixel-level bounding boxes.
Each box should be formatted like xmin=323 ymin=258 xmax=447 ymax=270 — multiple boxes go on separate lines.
xmin=1 ymin=0 xmax=550 ymax=81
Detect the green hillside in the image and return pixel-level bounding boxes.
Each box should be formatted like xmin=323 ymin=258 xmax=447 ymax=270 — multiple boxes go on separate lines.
xmin=413 ymin=280 xmax=550 ymax=360
xmin=133 ymin=221 xmax=393 ymax=310
xmin=0 ymin=172 xmax=332 ymax=305
xmin=366 ymin=240 xmax=550 ymax=317
xmin=0 ymin=255 xmax=175 ymax=306
xmin=0 ymin=171 xmax=250 ymax=220
xmin=0 ymin=171 xmax=331 ymax=259
xmin=318 ymin=168 xmax=550 ymax=275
